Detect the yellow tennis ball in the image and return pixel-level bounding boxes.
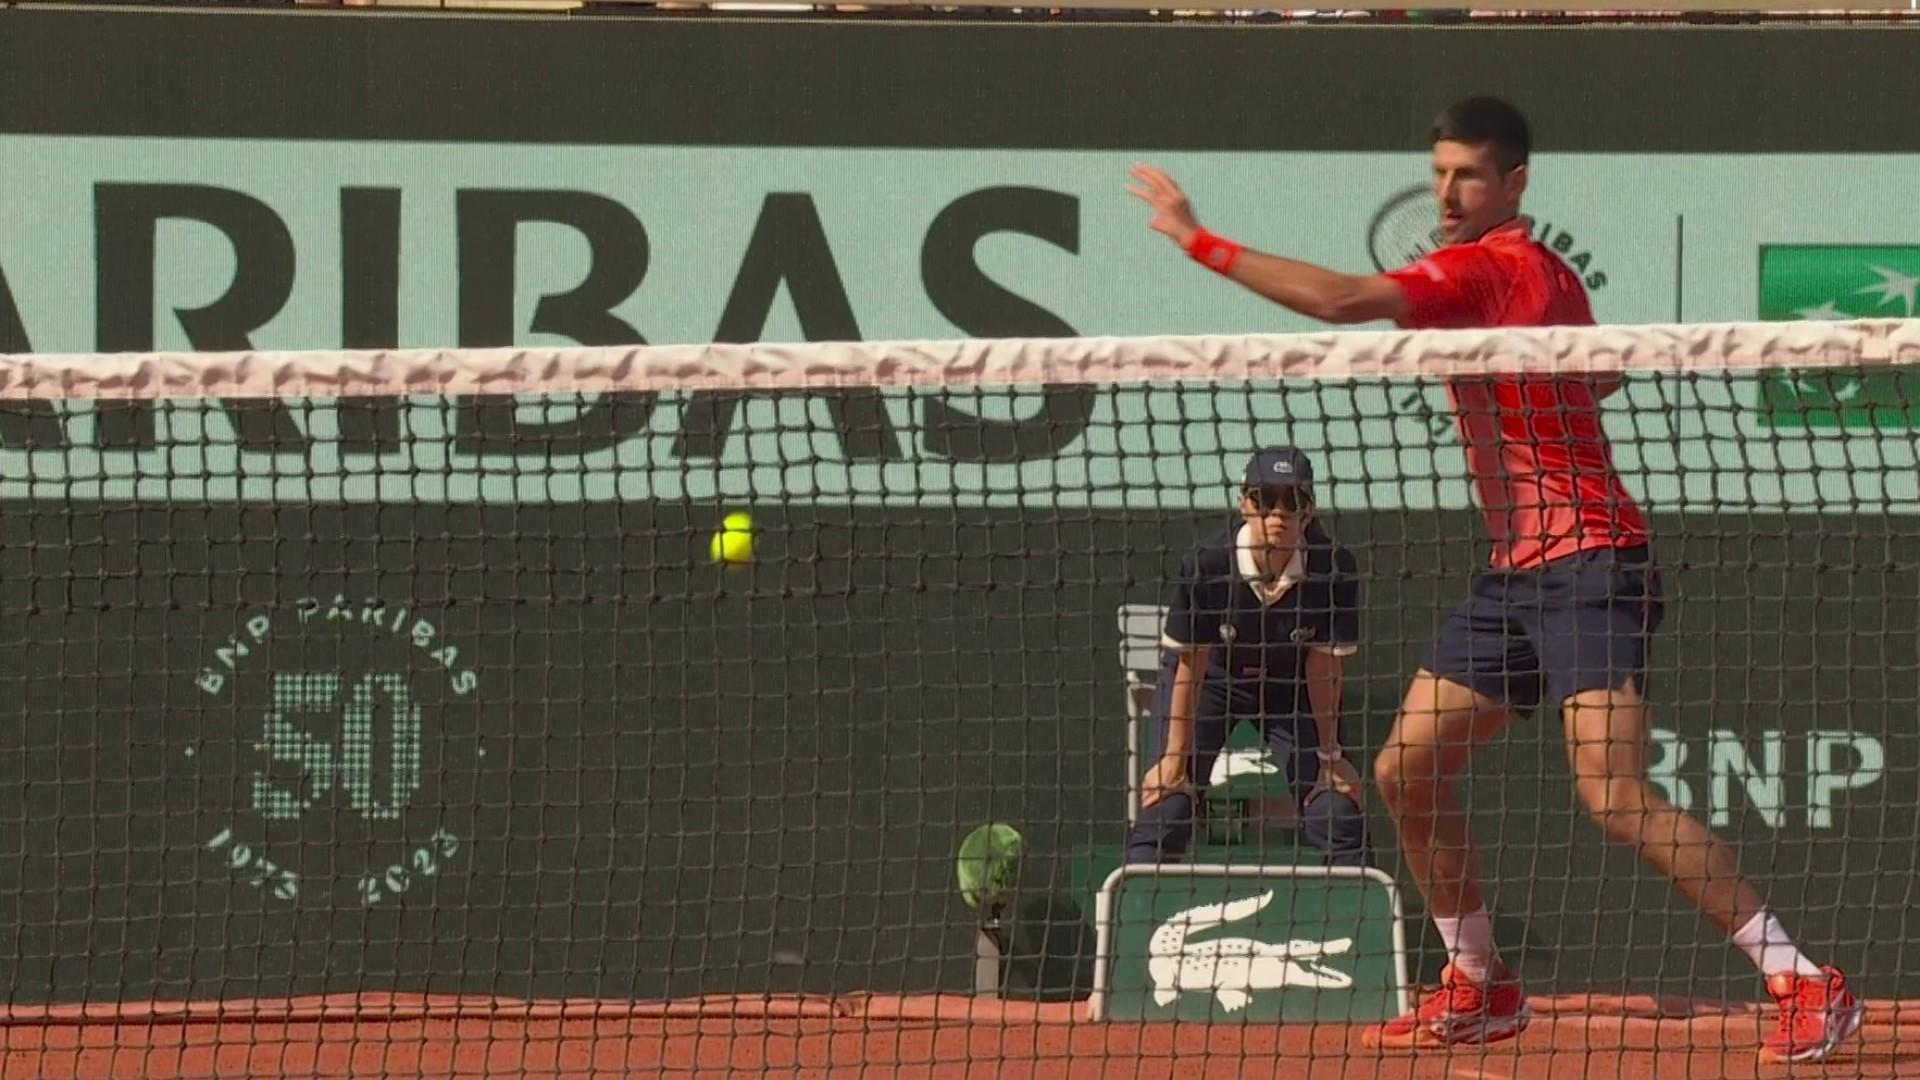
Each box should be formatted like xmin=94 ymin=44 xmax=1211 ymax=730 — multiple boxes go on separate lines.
xmin=710 ymin=512 xmax=755 ymax=566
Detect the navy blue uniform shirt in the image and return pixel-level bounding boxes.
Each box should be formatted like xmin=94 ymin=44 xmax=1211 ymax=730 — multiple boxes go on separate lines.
xmin=1161 ymin=522 xmax=1361 ymax=720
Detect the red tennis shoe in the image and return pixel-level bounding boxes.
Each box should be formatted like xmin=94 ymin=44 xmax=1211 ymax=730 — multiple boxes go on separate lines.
xmin=1759 ymin=966 xmax=1864 ymax=1064
xmin=1364 ymin=962 xmax=1530 ymax=1049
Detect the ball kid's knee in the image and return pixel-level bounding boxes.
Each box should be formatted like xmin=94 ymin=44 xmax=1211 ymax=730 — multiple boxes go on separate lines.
xmin=1125 ymin=791 xmax=1201 ymax=862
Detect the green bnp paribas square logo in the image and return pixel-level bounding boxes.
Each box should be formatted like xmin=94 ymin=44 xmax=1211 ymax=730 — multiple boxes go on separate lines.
xmin=1757 ymin=245 xmax=1920 ymax=429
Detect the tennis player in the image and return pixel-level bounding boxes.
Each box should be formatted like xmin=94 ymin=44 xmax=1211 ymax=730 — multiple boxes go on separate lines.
xmin=1127 ymin=96 xmax=1861 ymax=1064
xmin=1129 ymin=447 xmax=1369 ymax=870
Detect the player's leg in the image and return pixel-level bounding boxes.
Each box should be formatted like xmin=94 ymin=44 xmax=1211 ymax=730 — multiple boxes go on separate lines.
xmin=1368 ymin=673 xmax=1530 ymax=1045
xmin=1545 ymin=548 xmax=1862 ymax=1063
xmin=1560 ymin=683 xmax=1863 ymax=1062
xmin=1377 ymin=579 xmax=1536 ymax=967
xmin=1367 ymin=577 xmax=1538 ymax=1048
xmin=1561 ymin=685 xmax=1763 ymax=934
xmin=1375 ymin=671 xmax=1513 ymax=927
xmin=1548 ymin=549 xmax=1764 ymax=925
xmin=1125 ymin=651 xmax=1229 ymax=864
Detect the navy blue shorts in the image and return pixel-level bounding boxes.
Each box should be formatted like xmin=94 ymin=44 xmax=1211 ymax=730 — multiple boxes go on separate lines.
xmin=1422 ymin=544 xmax=1665 ymax=716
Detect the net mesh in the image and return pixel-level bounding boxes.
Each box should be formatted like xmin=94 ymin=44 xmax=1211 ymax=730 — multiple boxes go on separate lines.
xmin=1 ymin=317 xmax=1917 ymax=1074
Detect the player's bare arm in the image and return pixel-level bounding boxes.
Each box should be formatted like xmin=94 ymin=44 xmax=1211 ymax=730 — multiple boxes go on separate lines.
xmin=1126 ymin=164 xmax=1408 ymax=325
xmin=1138 ymin=644 xmax=1206 ymax=809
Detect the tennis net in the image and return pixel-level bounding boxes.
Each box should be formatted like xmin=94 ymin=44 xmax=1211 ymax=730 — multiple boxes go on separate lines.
xmin=0 ymin=318 xmax=1916 ymax=1075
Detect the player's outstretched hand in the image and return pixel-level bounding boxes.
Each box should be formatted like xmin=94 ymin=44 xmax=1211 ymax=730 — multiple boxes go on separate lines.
xmin=1307 ymin=754 xmax=1366 ymax=808
xmin=1139 ymin=756 xmax=1190 ymax=811
xmin=1126 ymin=164 xmax=1201 ymax=249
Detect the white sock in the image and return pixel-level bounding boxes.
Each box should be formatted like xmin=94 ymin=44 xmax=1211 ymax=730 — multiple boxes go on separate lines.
xmin=1731 ymin=910 xmax=1824 ymax=979
xmin=1433 ymin=909 xmax=1498 ymax=983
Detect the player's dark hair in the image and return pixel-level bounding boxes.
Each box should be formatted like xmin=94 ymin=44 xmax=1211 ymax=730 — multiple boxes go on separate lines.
xmin=1431 ymin=96 xmax=1531 ymax=172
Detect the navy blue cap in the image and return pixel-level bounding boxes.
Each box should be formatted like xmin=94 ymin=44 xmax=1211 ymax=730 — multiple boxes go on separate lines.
xmin=1243 ymin=447 xmax=1314 ymax=492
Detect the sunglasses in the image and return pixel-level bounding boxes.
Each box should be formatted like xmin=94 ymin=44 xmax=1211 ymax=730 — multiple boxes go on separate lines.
xmin=1244 ymin=485 xmax=1310 ymax=514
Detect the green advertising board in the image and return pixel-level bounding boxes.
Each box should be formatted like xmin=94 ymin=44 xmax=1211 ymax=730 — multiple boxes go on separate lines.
xmin=1091 ymin=865 xmax=1407 ymax=1023
xmin=1757 ymin=245 xmax=1920 ymax=429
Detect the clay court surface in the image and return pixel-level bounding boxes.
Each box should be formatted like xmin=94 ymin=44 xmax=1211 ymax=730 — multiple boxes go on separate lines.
xmin=4 ymin=993 xmax=1919 ymax=1079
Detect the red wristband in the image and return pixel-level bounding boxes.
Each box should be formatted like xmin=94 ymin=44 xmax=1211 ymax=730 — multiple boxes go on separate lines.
xmin=1184 ymin=228 xmax=1244 ymax=275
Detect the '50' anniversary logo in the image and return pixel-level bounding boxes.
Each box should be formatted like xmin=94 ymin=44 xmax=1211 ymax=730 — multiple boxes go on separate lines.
xmin=187 ymin=596 xmax=480 ymax=906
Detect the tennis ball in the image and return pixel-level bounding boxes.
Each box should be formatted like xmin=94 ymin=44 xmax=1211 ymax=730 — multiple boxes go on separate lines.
xmin=710 ymin=512 xmax=755 ymax=566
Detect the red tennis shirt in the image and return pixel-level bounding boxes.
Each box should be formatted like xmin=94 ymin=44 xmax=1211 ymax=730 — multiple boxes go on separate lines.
xmin=1383 ymin=219 xmax=1650 ymax=570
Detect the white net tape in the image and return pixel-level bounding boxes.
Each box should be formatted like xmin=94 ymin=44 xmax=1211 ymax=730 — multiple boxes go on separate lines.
xmin=0 ymin=318 xmax=1913 ymax=400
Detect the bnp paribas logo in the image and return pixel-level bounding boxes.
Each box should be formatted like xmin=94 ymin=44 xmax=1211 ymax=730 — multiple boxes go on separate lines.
xmin=1756 ymin=245 xmax=1920 ymax=429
